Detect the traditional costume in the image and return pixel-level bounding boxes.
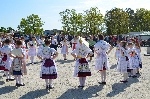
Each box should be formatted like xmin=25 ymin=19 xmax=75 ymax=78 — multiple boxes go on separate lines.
xmin=28 ymin=41 xmax=36 ymax=64
xmin=115 ymin=44 xmax=120 ymax=60
xmin=72 ymin=37 xmax=93 ymax=87
xmin=60 ymin=41 xmax=69 ymax=54
xmin=71 ymin=38 xmax=79 ymax=50
xmin=94 ymin=40 xmax=110 ymax=71
xmin=38 ymin=46 xmax=57 ymax=79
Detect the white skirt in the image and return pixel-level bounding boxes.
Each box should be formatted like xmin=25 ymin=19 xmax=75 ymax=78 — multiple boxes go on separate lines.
xmin=28 ymin=47 xmax=36 ymax=56
xmin=95 ymin=52 xmax=109 ymax=70
xmin=61 ymin=46 xmax=67 ymax=54
xmin=117 ymin=56 xmax=128 ymax=73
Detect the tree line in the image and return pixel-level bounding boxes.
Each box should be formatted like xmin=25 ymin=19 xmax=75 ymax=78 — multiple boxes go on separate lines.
xmin=1 ymin=7 xmax=150 ymax=36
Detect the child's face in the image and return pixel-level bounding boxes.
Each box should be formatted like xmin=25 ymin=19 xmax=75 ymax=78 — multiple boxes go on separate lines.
xmin=41 ymin=37 xmax=44 ymax=40
xmin=117 ymin=41 xmax=120 ymax=44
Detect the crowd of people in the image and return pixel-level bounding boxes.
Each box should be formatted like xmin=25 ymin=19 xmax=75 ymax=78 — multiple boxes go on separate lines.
xmin=0 ymin=33 xmax=142 ymax=90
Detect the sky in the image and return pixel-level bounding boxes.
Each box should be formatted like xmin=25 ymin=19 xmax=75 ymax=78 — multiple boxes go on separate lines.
xmin=0 ymin=0 xmax=150 ymax=30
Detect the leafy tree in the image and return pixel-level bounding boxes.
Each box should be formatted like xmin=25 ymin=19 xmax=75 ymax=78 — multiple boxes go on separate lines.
xmin=18 ymin=14 xmax=44 ymax=35
xmin=105 ymin=8 xmax=129 ymax=35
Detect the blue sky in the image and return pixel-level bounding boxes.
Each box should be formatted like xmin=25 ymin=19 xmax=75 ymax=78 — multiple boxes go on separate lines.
xmin=0 ymin=0 xmax=150 ymax=30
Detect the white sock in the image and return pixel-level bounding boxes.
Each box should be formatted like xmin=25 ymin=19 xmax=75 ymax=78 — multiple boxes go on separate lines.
xmin=82 ymin=77 xmax=86 ymax=86
xmin=123 ymin=73 xmax=128 ymax=80
xmin=30 ymin=56 xmax=34 ymax=63
xmin=18 ymin=75 xmax=22 ymax=84
xmin=79 ymin=77 xmax=82 ymax=86
xmin=5 ymin=71 xmax=9 ymax=79
xmin=45 ymin=79 xmax=48 ymax=86
xmin=14 ymin=75 xmax=18 ymax=83
xmin=49 ymin=79 xmax=53 ymax=86
xmin=100 ymin=71 xmax=104 ymax=82
xmin=133 ymin=69 xmax=136 ymax=75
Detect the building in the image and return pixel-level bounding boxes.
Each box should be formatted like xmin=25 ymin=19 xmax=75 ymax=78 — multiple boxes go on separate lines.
xmin=44 ymin=29 xmax=62 ymax=35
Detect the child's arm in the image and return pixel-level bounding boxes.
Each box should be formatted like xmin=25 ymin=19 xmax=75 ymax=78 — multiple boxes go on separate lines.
xmin=107 ymin=46 xmax=113 ymax=54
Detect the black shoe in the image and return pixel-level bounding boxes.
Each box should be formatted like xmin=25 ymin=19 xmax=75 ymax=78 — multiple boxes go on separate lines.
xmin=46 ymin=85 xmax=49 ymax=90
xmin=120 ymin=80 xmax=128 ymax=83
xmin=129 ymin=75 xmax=133 ymax=77
xmin=64 ymin=59 xmax=67 ymax=61
xmin=9 ymin=78 xmax=15 ymax=81
xmin=132 ymin=75 xmax=137 ymax=78
xmin=18 ymin=83 xmax=25 ymax=86
xmin=3 ymin=74 xmax=6 ymax=77
xmin=98 ymin=82 xmax=106 ymax=84
xmin=49 ymin=85 xmax=54 ymax=89
xmin=78 ymin=85 xmax=84 ymax=88
xmin=6 ymin=79 xmax=9 ymax=82
xmin=16 ymin=83 xmax=19 ymax=86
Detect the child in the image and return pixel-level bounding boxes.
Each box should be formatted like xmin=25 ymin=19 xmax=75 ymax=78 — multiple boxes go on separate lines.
xmin=10 ymin=40 xmax=26 ymax=86
xmin=127 ymin=42 xmax=139 ymax=78
xmin=117 ymin=41 xmax=129 ymax=82
xmin=94 ymin=34 xmax=113 ymax=84
xmin=50 ymin=36 xmax=58 ymax=51
xmin=135 ymin=42 xmax=142 ymax=74
xmin=60 ymin=37 xmax=69 ymax=60
xmin=115 ymin=40 xmax=121 ymax=62
xmin=37 ymin=40 xmax=58 ymax=90
xmin=37 ymin=36 xmax=45 ymax=54
xmin=28 ymin=36 xmax=37 ymax=64
xmin=71 ymin=37 xmax=93 ymax=88
xmin=1 ymin=39 xmax=14 ymax=82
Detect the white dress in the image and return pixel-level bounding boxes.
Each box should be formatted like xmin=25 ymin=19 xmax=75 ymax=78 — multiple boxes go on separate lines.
xmin=115 ymin=44 xmax=120 ymax=59
xmin=1 ymin=45 xmax=13 ymax=71
xmin=128 ymin=48 xmax=140 ymax=69
xmin=94 ymin=40 xmax=110 ymax=70
xmin=72 ymin=43 xmax=93 ymax=77
xmin=117 ymin=47 xmax=129 ymax=73
xmin=61 ymin=41 xmax=69 ymax=54
xmin=28 ymin=41 xmax=36 ymax=56
xmin=38 ymin=46 xmax=57 ymax=79
xmin=37 ymin=39 xmax=45 ymax=54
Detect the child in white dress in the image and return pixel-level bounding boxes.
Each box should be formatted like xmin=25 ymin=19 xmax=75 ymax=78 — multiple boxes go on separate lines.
xmin=1 ymin=39 xmax=14 ymax=82
xmin=28 ymin=37 xmax=37 ymax=64
xmin=115 ymin=40 xmax=121 ymax=62
xmin=71 ymin=37 xmax=93 ymax=88
xmin=10 ymin=40 xmax=26 ymax=86
xmin=117 ymin=41 xmax=129 ymax=82
xmin=94 ymin=34 xmax=113 ymax=84
xmin=127 ymin=42 xmax=139 ymax=78
xmin=60 ymin=37 xmax=69 ymax=60
xmin=37 ymin=40 xmax=58 ymax=90
xmin=135 ymin=43 xmax=142 ymax=74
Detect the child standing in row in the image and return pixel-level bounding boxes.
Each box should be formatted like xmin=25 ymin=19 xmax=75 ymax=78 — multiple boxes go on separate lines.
xmin=117 ymin=41 xmax=129 ymax=82
xmin=10 ymin=40 xmax=26 ymax=86
xmin=60 ymin=37 xmax=69 ymax=60
xmin=71 ymin=37 xmax=93 ymax=88
xmin=1 ymin=39 xmax=14 ymax=82
xmin=94 ymin=34 xmax=113 ymax=84
xmin=37 ymin=40 xmax=58 ymax=90
xmin=28 ymin=36 xmax=37 ymax=64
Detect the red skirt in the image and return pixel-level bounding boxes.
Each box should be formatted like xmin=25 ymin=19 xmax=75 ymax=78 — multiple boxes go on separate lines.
xmin=77 ymin=58 xmax=91 ymax=77
xmin=72 ymin=43 xmax=77 ymax=50
xmin=0 ymin=66 xmax=5 ymax=70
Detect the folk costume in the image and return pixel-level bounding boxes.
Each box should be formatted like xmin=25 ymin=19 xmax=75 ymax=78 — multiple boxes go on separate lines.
xmin=94 ymin=40 xmax=111 ymax=84
xmin=38 ymin=46 xmax=57 ymax=89
xmin=60 ymin=40 xmax=69 ymax=60
xmin=72 ymin=37 xmax=93 ymax=87
xmin=117 ymin=47 xmax=129 ymax=82
xmin=71 ymin=38 xmax=79 ymax=51
xmin=28 ymin=41 xmax=36 ymax=64
xmin=10 ymin=48 xmax=26 ymax=86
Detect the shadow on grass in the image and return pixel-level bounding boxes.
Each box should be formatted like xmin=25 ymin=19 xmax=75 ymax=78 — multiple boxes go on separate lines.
xmin=106 ymin=77 xmax=139 ymax=97
xmin=19 ymin=89 xmax=49 ymax=99
xmin=58 ymin=85 xmax=104 ymax=99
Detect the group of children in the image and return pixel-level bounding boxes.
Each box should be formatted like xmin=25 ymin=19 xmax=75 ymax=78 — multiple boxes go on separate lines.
xmin=116 ymin=39 xmax=142 ymax=82
xmin=0 ymin=34 xmax=142 ymax=90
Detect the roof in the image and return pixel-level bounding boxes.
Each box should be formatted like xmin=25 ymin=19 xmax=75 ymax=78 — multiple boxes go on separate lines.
xmin=140 ymin=32 xmax=150 ymax=36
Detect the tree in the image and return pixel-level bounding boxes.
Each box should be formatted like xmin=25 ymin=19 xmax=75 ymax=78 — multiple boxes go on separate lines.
xmin=105 ymin=8 xmax=129 ymax=35
xmin=18 ymin=14 xmax=44 ymax=35
xmin=0 ymin=27 xmax=7 ymax=33
xmin=84 ymin=7 xmax=104 ymax=35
